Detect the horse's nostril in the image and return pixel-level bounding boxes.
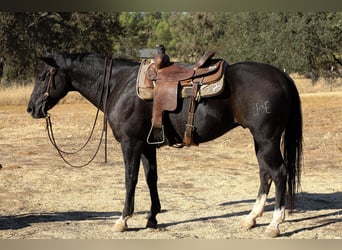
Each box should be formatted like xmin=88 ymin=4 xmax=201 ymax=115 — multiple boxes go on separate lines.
xmin=27 ymin=106 xmax=33 ymax=114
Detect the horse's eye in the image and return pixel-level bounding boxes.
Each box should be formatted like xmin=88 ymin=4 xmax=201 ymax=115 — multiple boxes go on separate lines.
xmin=49 ymin=68 xmax=57 ymax=75
xmin=38 ymin=72 xmax=47 ymax=81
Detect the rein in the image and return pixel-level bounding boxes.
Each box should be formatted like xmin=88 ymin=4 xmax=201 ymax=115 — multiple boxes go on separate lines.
xmin=44 ymin=58 xmax=112 ymax=168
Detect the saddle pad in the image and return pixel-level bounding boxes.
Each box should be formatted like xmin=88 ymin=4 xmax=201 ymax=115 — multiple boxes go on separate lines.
xmin=200 ymin=75 xmax=225 ymax=97
xmin=136 ymin=59 xmax=154 ymax=100
xmin=180 ymin=74 xmax=225 ymax=99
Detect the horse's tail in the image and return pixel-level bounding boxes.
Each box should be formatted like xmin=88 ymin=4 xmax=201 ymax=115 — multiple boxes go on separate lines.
xmin=283 ymin=75 xmax=303 ymax=211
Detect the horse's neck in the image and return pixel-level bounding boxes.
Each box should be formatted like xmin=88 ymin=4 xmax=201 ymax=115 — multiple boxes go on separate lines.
xmin=68 ymin=59 xmax=137 ymax=111
xmin=70 ymin=64 xmax=108 ymax=111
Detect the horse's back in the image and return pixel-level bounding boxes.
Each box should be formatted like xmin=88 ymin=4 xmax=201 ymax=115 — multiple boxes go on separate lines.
xmin=227 ymin=62 xmax=291 ymax=92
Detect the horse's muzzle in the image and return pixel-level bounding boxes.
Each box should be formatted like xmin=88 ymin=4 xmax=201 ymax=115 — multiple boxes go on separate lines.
xmin=27 ymin=103 xmax=47 ymax=119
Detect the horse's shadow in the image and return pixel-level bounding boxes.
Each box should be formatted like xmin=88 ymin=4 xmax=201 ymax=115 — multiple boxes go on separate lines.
xmin=0 ymin=211 xmax=121 ymax=230
xmin=157 ymin=192 xmax=342 ymax=237
xmin=1 ymin=192 xmax=341 ymax=236
xmin=282 ymin=192 xmax=342 ymax=236
xmin=295 ymin=192 xmax=342 ymax=210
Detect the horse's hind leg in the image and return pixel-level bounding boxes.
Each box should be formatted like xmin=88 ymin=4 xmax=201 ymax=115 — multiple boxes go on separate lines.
xmin=141 ymin=145 xmax=161 ymax=228
xmin=243 ymin=136 xmax=287 ymax=237
xmin=265 ymin=157 xmax=287 ymax=237
xmin=242 ymin=139 xmax=272 ymax=229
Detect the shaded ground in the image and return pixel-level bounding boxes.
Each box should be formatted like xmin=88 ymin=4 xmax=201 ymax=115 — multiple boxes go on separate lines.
xmin=0 ymin=92 xmax=341 ymax=239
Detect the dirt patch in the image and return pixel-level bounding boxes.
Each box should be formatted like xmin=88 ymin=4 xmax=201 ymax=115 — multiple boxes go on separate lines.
xmin=0 ymin=93 xmax=341 ymax=239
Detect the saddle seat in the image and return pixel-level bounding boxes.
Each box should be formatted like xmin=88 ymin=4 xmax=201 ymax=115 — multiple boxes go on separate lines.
xmin=154 ymin=50 xmax=217 ymax=82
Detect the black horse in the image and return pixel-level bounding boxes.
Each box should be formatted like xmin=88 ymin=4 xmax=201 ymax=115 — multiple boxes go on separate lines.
xmin=27 ymin=53 xmax=302 ymax=237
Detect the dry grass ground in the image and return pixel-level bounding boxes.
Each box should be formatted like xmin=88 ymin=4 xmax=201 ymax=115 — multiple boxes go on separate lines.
xmin=0 ymin=74 xmax=341 ymax=106
xmin=0 ymin=76 xmax=341 ymax=239
xmin=0 ymin=81 xmax=86 ymax=106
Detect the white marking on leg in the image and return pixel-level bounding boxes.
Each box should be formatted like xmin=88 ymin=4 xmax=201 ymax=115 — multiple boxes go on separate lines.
xmin=265 ymin=206 xmax=285 ymax=237
xmin=270 ymin=206 xmax=286 ymax=226
xmin=113 ymin=215 xmax=130 ymax=232
xmin=116 ymin=215 xmax=130 ymax=224
xmin=248 ymin=194 xmax=267 ymax=219
xmin=242 ymin=194 xmax=267 ymax=229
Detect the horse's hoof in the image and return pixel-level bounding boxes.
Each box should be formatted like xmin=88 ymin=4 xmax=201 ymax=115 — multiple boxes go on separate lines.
xmin=241 ymin=218 xmax=256 ymax=229
xmin=112 ymin=220 xmax=128 ymax=232
xmin=146 ymin=218 xmax=158 ymax=229
xmin=264 ymin=227 xmax=280 ymax=238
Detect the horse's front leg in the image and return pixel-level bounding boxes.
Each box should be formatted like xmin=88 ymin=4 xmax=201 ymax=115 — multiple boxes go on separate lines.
xmin=113 ymin=139 xmax=143 ymax=232
xmin=141 ymin=145 xmax=161 ymax=228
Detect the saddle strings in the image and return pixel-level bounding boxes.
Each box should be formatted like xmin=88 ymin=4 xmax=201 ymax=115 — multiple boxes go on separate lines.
xmin=45 ymin=57 xmax=112 ymax=168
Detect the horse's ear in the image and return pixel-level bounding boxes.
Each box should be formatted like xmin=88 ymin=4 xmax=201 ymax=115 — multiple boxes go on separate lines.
xmin=38 ymin=56 xmax=59 ymax=69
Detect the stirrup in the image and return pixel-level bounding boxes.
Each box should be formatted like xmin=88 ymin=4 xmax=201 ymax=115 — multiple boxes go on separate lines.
xmin=147 ymin=125 xmax=165 ymax=145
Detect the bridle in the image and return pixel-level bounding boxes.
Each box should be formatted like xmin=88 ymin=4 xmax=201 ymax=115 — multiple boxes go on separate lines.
xmin=41 ymin=67 xmax=57 ymax=117
xmin=43 ymin=58 xmax=112 ymax=168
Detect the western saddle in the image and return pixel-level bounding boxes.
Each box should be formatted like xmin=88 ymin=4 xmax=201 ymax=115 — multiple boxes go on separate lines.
xmin=136 ymin=48 xmax=227 ymax=146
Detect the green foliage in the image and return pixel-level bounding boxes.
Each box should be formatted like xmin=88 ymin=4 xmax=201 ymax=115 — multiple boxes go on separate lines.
xmin=217 ymin=12 xmax=341 ymax=81
xmin=117 ymin=12 xmax=171 ymax=58
xmin=0 ymin=12 xmax=121 ymax=83
xmin=168 ymin=12 xmax=227 ymax=62
xmin=0 ymin=12 xmax=341 ymax=85
xmin=292 ymin=12 xmax=342 ymax=81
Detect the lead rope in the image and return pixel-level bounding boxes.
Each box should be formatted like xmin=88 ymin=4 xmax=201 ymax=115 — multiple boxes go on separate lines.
xmin=45 ymin=58 xmax=112 ymax=168
xmin=45 ymin=114 xmax=106 ymax=168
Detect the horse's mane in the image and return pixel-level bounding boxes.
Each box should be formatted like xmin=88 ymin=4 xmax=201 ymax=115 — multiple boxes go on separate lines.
xmin=58 ymin=53 xmax=139 ymax=66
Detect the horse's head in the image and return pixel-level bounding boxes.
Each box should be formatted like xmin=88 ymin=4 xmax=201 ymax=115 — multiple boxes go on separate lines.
xmin=27 ymin=55 xmax=71 ymax=118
